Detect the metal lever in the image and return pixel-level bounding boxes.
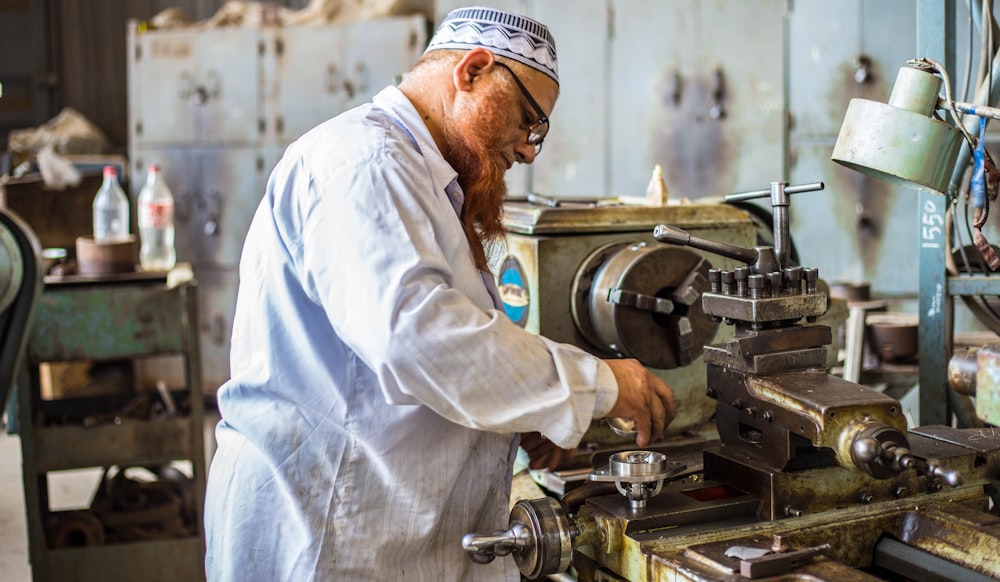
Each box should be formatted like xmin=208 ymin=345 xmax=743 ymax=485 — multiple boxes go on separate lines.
xmin=653 ymin=224 xmax=778 ymax=275
xmin=461 ymin=523 xmax=532 ymax=564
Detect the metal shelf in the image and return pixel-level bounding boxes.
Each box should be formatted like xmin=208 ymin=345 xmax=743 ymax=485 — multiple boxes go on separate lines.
xmin=16 ymin=278 xmax=206 ymax=581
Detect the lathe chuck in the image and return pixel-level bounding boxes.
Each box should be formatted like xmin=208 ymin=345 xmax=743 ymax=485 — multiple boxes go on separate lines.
xmin=572 ymin=242 xmax=717 ymax=369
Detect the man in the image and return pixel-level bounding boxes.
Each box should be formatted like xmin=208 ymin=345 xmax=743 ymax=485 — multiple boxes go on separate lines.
xmin=204 ymin=7 xmax=676 ymax=581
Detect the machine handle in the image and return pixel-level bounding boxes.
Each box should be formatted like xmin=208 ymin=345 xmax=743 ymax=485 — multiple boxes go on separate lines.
xmin=724 ymin=181 xmax=825 ymax=203
xmin=461 ymin=523 xmax=531 ymax=563
xmin=653 ymin=224 xmax=759 ymax=267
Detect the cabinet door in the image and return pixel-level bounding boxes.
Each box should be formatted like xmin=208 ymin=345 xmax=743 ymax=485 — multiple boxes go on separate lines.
xmin=129 ymin=27 xmax=263 ymax=146
xmin=192 ymin=148 xmax=267 ymax=269
xmin=130 ymin=27 xmax=199 ymax=144
xmin=273 ymin=26 xmax=347 ymax=142
xmin=340 ymin=15 xmax=428 ymax=111
xmin=194 ymin=29 xmax=264 ymax=145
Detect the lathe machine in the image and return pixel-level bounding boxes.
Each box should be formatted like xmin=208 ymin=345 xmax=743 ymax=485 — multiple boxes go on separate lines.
xmin=466 ymin=183 xmax=1000 ymax=581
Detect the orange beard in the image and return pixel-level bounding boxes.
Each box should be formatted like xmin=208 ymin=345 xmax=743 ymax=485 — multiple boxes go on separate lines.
xmin=443 ymin=82 xmax=513 ymax=271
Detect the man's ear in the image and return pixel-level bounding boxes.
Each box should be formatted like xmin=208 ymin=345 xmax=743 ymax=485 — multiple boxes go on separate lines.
xmin=453 ymin=48 xmax=496 ymax=93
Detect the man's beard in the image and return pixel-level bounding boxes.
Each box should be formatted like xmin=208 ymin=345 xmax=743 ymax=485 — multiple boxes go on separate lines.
xmin=444 ymin=85 xmax=512 ymax=271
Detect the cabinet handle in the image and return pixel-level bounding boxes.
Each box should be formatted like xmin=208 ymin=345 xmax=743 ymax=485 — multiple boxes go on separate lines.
xmin=207 ymin=313 xmax=226 ymax=345
xmin=204 ymin=70 xmax=221 ymax=100
xmin=325 ymin=63 xmax=339 ymax=95
xmin=179 ymin=71 xmax=194 ymax=100
xmin=175 ymin=190 xmax=192 ymax=223
xmin=343 ymin=62 xmax=368 ymax=100
xmin=203 ymin=189 xmax=221 ymax=236
xmin=709 ymin=65 xmax=726 ymax=120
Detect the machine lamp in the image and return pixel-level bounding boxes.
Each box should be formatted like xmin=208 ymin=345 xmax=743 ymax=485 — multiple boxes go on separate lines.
xmin=832 ymin=64 xmax=964 ymax=194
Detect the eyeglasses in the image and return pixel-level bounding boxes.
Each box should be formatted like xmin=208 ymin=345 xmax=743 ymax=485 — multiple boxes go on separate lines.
xmin=493 ymin=61 xmax=549 ymax=154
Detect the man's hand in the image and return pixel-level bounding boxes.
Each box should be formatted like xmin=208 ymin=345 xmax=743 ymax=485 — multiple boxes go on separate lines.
xmin=520 ymin=431 xmax=572 ymax=471
xmin=603 ymin=359 xmax=676 ymax=447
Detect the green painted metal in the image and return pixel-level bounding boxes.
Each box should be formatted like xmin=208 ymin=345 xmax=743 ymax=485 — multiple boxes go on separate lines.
xmin=17 ymin=279 xmax=206 ymax=582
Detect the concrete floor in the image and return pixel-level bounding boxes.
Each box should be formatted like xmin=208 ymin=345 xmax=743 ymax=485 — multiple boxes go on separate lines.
xmin=0 ymin=411 xmax=220 ymax=581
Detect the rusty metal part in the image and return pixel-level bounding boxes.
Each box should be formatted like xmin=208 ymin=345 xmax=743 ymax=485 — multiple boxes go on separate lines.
xmin=948 ymin=347 xmax=980 ymax=396
xmin=44 ymin=511 xmax=106 ymax=548
xmin=571 ymin=242 xmax=717 ymax=369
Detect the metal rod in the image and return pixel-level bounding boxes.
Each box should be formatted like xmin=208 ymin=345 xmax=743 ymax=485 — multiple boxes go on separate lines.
xmin=724 ymin=181 xmax=825 ymax=203
xmin=771 ymin=182 xmax=790 ymax=270
xmin=653 ymin=224 xmax=758 ymax=265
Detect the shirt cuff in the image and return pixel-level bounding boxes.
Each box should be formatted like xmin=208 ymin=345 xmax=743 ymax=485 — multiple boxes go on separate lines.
xmin=591 ymin=359 xmax=618 ymax=418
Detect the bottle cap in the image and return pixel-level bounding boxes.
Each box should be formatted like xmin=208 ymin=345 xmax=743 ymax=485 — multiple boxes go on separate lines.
xmin=149 ymin=164 xmax=161 ymax=173
xmin=103 ymin=166 xmax=117 ymax=177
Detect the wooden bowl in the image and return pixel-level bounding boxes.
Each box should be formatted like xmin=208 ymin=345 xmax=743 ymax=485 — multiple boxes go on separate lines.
xmin=75 ymin=235 xmax=137 ymax=275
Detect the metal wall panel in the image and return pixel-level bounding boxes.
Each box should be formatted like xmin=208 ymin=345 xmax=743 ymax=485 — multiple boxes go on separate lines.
xmin=787 ymin=0 xmax=920 ymax=295
xmin=609 ymin=0 xmax=785 ymax=201
xmin=527 ymin=0 xmax=609 ymax=198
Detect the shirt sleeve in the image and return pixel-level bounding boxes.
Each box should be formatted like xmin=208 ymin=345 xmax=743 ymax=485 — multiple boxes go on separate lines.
xmin=276 ymin=132 xmax=618 ymax=449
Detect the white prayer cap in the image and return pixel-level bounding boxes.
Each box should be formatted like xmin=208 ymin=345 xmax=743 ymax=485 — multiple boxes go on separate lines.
xmin=425 ymin=7 xmax=559 ymax=85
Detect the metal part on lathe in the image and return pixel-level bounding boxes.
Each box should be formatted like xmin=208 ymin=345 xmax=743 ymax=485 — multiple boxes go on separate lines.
xmin=588 ymin=450 xmax=686 ymax=509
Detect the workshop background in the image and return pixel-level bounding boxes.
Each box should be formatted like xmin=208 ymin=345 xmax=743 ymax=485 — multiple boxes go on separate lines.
xmin=2 ymin=0 xmax=1000 ymax=581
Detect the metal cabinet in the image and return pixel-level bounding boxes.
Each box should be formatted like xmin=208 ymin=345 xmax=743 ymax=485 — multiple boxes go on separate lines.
xmin=129 ymin=27 xmax=263 ymax=146
xmin=16 ymin=276 xmax=206 ymax=582
xmin=128 ymin=17 xmax=427 ymax=392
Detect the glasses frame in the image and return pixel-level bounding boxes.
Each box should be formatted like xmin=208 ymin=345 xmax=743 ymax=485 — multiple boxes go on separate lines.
xmin=493 ymin=61 xmax=549 ymax=154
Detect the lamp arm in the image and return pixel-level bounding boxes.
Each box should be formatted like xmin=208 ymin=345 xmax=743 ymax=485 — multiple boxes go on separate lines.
xmin=910 ymin=58 xmax=979 ymax=151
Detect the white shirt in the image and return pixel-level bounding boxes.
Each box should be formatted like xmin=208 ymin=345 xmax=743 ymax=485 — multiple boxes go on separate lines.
xmin=204 ymin=86 xmax=617 ymax=581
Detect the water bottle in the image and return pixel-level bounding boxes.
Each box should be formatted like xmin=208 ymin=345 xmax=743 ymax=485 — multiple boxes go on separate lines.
xmin=92 ymin=165 xmax=130 ymax=242
xmin=137 ymin=164 xmax=176 ymax=271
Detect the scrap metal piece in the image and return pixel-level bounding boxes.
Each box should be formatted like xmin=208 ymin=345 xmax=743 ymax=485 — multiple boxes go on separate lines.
xmin=739 ymin=543 xmax=831 ymax=578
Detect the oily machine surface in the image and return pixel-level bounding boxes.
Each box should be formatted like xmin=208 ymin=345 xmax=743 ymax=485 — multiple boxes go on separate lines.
xmin=466 ymin=183 xmax=1000 ymax=581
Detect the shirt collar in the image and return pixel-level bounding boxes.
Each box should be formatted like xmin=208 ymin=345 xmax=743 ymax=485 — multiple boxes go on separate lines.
xmin=372 ymin=86 xmax=464 ymax=214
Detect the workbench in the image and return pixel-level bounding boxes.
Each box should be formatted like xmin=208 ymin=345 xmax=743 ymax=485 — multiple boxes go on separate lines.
xmin=15 ymin=270 xmax=206 ymax=582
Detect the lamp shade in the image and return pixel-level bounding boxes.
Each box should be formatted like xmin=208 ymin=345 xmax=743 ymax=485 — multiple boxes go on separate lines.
xmin=832 ymin=66 xmax=963 ymax=194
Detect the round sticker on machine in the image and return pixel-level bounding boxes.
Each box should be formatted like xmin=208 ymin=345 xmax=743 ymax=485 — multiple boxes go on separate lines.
xmin=498 ymin=255 xmax=529 ymax=327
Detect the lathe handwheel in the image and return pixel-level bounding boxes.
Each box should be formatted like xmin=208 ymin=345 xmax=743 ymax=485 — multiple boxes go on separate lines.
xmin=510 ymin=497 xmax=575 ymax=580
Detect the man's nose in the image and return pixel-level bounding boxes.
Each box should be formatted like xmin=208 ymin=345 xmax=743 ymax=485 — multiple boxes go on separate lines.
xmin=514 ymin=140 xmax=537 ymax=165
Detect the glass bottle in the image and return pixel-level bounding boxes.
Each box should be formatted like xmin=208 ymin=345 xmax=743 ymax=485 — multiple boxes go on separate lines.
xmin=92 ymin=166 xmax=130 ymax=242
xmin=137 ymin=164 xmax=177 ymax=271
